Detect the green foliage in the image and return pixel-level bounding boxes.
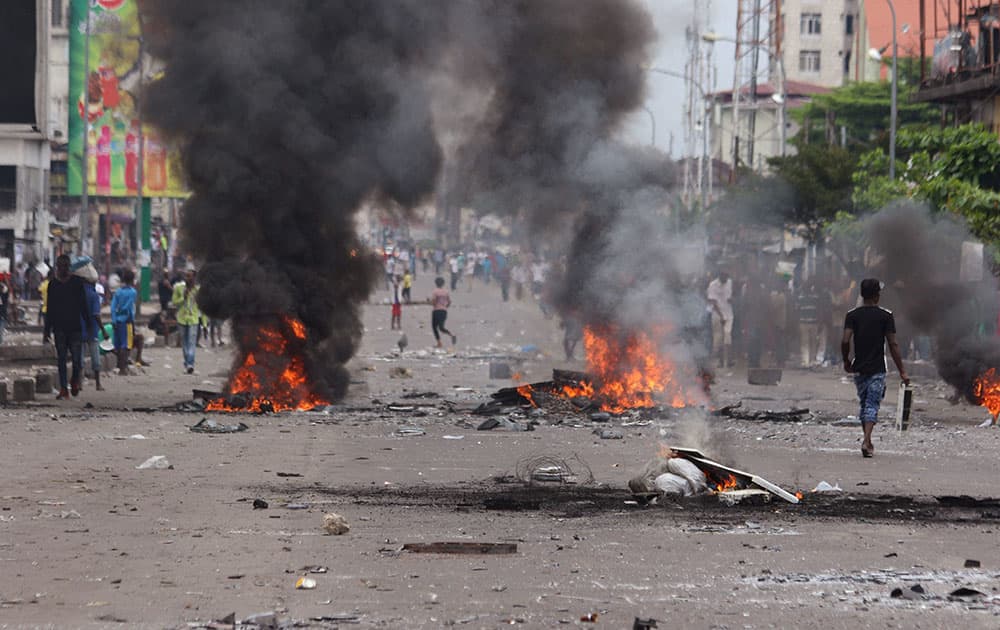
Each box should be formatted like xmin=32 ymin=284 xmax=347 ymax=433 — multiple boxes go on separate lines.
xmin=793 ymin=76 xmax=938 ymax=150
xmin=765 ymin=144 xmax=857 ymax=242
xmin=851 ymin=123 xmax=1000 ymax=248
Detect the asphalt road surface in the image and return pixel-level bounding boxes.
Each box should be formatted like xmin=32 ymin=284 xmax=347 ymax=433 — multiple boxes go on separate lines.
xmin=2 ymin=271 xmax=1000 ymax=629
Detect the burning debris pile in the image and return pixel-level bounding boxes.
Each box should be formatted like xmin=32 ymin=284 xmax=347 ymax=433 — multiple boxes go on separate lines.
xmin=480 ymin=326 xmax=705 ymax=416
xmin=629 ymin=447 xmax=800 ymax=504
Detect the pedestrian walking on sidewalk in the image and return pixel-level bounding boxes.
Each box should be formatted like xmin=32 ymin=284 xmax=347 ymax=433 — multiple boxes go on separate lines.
xmin=172 ymin=267 xmax=201 ymax=374
xmin=430 ymin=276 xmax=456 ymax=348
xmin=841 ymin=278 xmax=909 ymax=458
xmin=47 ymin=255 xmax=93 ymax=399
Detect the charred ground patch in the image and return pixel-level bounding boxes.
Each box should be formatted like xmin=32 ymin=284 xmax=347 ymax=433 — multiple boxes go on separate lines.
xmin=251 ymin=480 xmax=1000 ymax=525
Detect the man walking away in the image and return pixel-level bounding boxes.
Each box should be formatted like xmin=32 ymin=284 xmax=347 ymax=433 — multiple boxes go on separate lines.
xmin=172 ymin=267 xmax=201 ymax=374
xmin=47 ymin=254 xmax=92 ymax=399
xmin=430 ymin=276 xmax=456 ymax=348
xmin=841 ymin=278 xmax=909 ymax=458
xmin=111 ymin=269 xmax=137 ymax=375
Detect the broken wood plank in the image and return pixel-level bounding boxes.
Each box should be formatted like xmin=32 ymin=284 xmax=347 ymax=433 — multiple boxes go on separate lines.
xmin=401 ymin=542 xmax=518 ymax=555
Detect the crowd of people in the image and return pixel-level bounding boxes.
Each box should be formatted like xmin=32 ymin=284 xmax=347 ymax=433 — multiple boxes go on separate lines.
xmin=702 ymin=267 xmax=934 ymax=372
xmin=19 ymin=255 xmax=216 ymax=400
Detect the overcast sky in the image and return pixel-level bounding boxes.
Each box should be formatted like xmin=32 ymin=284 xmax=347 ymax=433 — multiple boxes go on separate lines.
xmin=622 ymin=0 xmax=737 ymax=156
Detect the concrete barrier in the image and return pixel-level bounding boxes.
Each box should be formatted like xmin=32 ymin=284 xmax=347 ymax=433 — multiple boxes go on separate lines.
xmin=34 ymin=370 xmax=55 ymax=394
xmin=12 ymin=378 xmax=35 ymax=402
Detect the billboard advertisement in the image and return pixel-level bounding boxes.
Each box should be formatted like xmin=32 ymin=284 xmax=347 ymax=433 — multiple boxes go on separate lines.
xmin=68 ymin=0 xmax=186 ymax=198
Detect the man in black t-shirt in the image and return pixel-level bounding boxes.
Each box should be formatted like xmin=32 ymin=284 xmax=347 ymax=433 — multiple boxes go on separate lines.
xmin=841 ymin=278 xmax=909 ymax=458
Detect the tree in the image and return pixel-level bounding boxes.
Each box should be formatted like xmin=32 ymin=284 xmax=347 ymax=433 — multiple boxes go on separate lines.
xmin=852 ymin=123 xmax=1000 ymax=248
xmin=793 ymin=76 xmax=938 ymax=151
xmin=765 ymin=144 xmax=857 ymax=243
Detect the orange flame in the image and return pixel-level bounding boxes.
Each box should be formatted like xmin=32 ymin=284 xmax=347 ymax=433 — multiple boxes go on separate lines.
xmin=714 ymin=473 xmax=740 ymax=492
xmin=207 ymin=316 xmax=329 ymax=413
xmin=973 ymin=368 xmax=1000 ymax=418
xmin=581 ymin=325 xmax=697 ymax=413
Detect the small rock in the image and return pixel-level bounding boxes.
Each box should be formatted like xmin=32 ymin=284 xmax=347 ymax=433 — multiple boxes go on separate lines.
xmin=252 ymin=499 xmax=269 ymax=510
xmin=322 ymin=512 xmax=350 ymax=535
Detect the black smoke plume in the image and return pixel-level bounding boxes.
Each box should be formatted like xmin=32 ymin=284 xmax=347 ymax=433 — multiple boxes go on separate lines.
xmin=142 ymin=0 xmax=686 ymax=402
xmin=864 ymin=203 xmax=1000 ymax=402
xmin=142 ymin=0 xmax=447 ymax=400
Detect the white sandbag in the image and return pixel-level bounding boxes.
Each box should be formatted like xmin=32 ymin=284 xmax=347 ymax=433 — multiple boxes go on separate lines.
xmin=654 ymin=472 xmax=693 ymax=496
xmin=667 ymin=457 xmax=708 ymax=493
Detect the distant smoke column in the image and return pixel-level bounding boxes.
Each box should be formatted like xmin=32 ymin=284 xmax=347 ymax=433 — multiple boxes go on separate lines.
xmin=448 ymin=1 xmax=695 ymax=360
xmin=865 ymin=203 xmax=1000 ymax=400
xmin=141 ymin=0 xmax=444 ymax=400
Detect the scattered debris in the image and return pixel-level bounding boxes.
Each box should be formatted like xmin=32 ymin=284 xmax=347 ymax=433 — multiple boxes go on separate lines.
xmin=589 ymin=412 xmax=611 ymax=422
xmin=276 ymin=472 xmax=302 ymax=478
xmin=890 ymin=584 xmax=927 ymax=600
xmin=633 ymin=618 xmax=658 ymax=630
xmin=442 ymin=435 xmax=465 ymax=440
xmin=389 ymin=367 xmax=412 ymax=379
xmin=477 ymin=417 xmax=533 ymax=432
xmin=949 ymin=587 xmax=986 ymax=600
xmin=516 ymin=453 xmax=594 ymax=485
xmin=964 ymin=559 xmax=981 ymax=568
xmin=252 ymin=499 xmax=268 ymax=510
xmin=285 ymin=503 xmax=309 ymax=510
xmin=322 ymin=512 xmax=350 ymax=535
xmin=580 ymin=612 xmax=599 ymax=622
xmin=295 ymin=576 xmax=317 ymax=589
xmin=401 ymin=542 xmax=517 ymax=555
xmin=396 ymin=426 xmax=426 ymax=437
xmin=190 ymin=418 xmax=249 ymax=434
xmin=812 ymin=481 xmax=843 ymax=493
xmin=594 ymin=428 xmax=623 ymax=439
xmin=717 ymin=489 xmax=772 ymax=506
xmin=400 ymin=391 xmax=439 ymax=399
xmin=136 ymin=455 xmax=172 ymax=470
xmin=712 ymin=402 xmax=811 ymax=422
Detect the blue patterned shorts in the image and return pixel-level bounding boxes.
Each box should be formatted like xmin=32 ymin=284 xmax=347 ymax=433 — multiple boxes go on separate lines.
xmin=854 ymin=373 xmax=886 ymax=423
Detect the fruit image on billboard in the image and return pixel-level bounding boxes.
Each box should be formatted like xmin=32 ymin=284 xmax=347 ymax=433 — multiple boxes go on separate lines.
xmin=67 ymin=0 xmax=186 ymax=198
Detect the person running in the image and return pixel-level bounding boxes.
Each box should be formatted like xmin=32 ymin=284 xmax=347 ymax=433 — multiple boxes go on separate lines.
xmin=47 ymin=254 xmax=92 ymax=399
xmin=110 ymin=270 xmax=138 ymax=375
xmin=841 ymin=278 xmax=909 ymax=458
xmin=172 ymin=267 xmax=201 ymax=374
xmin=430 ymin=276 xmax=456 ymax=348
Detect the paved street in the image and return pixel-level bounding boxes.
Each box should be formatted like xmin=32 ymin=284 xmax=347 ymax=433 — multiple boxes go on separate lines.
xmin=3 ymin=273 xmax=1000 ymax=629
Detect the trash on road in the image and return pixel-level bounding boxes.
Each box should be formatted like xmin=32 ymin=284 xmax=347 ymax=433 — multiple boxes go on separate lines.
xmin=396 ymin=426 xmax=425 ymax=437
xmin=322 ymin=512 xmax=350 ymax=535
xmin=136 ymin=455 xmax=172 ymax=470
xmin=295 ymin=576 xmax=317 ymax=589
xmin=811 ymin=481 xmax=843 ymax=493
xmin=190 ymin=418 xmax=249 ymax=434
xmin=252 ymin=499 xmax=268 ymax=510
xmin=594 ymin=428 xmax=623 ymax=439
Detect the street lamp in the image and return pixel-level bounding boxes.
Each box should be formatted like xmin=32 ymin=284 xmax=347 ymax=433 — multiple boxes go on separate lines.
xmin=868 ymin=0 xmax=898 ymax=180
xmin=641 ymin=105 xmax=656 ymax=147
xmin=702 ymin=31 xmax=787 ymax=168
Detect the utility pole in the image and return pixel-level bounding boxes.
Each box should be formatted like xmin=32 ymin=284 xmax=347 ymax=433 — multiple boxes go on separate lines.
xmin=79 ymin=2 xmax=91 ymax=255
xmin=731 ymin=0 xmax=779 ymax=177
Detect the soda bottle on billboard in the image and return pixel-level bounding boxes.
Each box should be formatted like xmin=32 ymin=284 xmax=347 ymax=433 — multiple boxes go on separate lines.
xmin=111 ymin=120 xmax=126 ymax=193
xmin=87 ymin=128 xmax=98 ymax=191
xmin=99 ymin=58 xmax=120 ymax=109
xmin=125 ymin=119 xmax=138 ymax=193
xmin=144 ymin=135 xmax=167 ymax=191
xmin=97 ymin=126 xmax=112 ymax=194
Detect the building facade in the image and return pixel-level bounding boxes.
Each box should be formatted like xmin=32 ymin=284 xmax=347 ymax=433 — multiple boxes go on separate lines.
xmin=0 ymin=0 xmax=54 ymax=265
xmin=778 ymin=0 xmax=865 ymax=88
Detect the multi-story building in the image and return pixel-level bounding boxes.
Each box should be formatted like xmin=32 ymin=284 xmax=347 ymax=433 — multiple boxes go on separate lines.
xmin=779 ymin=0 xmax=862 ymax=88
xmin=0 ymin=0 xmax=54 ymax=265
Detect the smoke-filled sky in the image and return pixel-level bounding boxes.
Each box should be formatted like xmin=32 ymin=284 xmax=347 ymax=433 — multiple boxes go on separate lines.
xmin=621 ymin=0 xmax=736 ymax=155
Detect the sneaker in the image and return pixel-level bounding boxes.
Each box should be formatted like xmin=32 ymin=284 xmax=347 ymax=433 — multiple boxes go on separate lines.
xmin=55 ymin=388 xmax=69 ymax=400
xmin=186 ymin=366 xmax=194 ymax=374
xmin=70 ymin=381 xmax=80 ymax=397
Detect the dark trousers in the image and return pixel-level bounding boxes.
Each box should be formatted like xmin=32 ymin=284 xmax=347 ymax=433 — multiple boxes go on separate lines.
xmin=54 ymin=329 xmax=83 ymax=390
xmin=450 ymin=271 xmax=459 ymax=291
xmin=431 ymin=309 xmax=452 ymax=341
